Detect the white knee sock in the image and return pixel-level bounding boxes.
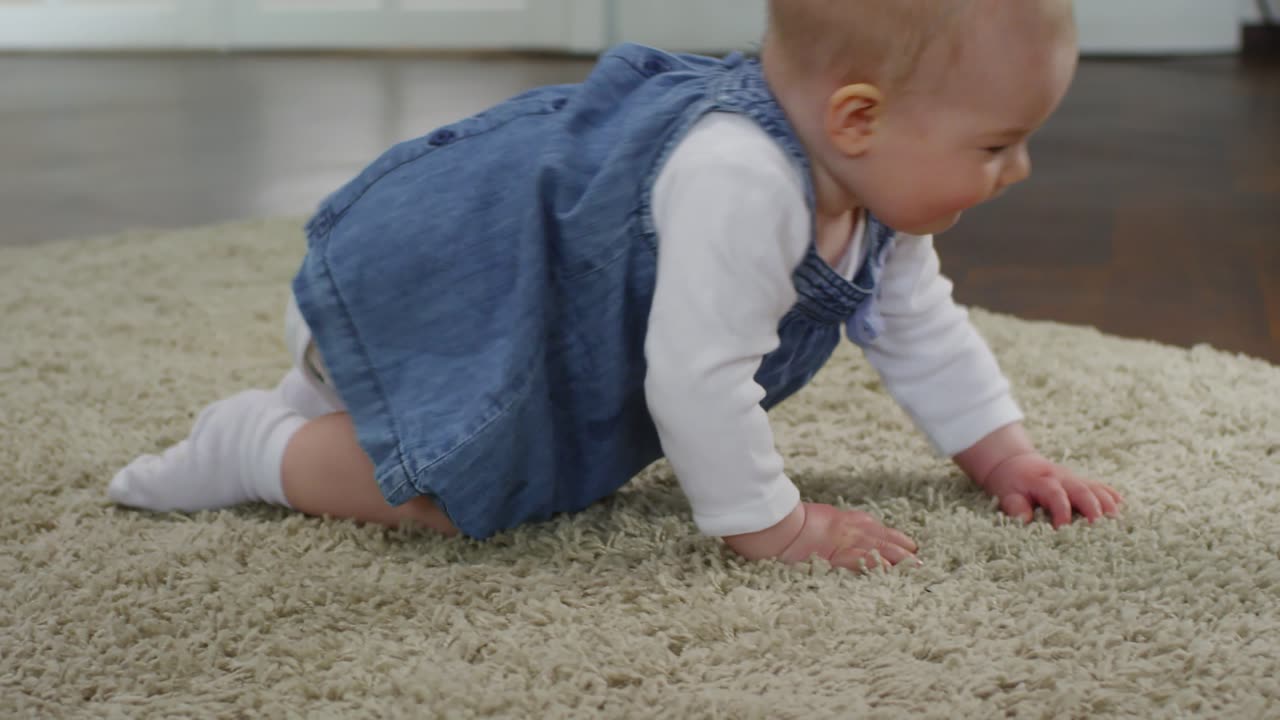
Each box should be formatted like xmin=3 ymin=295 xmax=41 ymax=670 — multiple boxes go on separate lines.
xmin=108 ymin=389 xmax=305 ymax=512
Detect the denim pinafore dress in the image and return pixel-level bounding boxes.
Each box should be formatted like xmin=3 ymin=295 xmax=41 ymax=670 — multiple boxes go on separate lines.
xmin=292 ymin=44 xmax=896 ymax=539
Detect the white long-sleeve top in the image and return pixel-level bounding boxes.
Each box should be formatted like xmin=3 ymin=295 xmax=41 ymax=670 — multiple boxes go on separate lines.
xmin=644 ymin=113 xmax=1023 ymax=537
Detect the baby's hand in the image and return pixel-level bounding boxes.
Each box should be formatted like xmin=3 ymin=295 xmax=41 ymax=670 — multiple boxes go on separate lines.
xmin=724 ymin=502 xmax=921 ymax=572
xmin=979 ymin=453 xmax=1125 ymax=529
xmin=781 ymin=503 xmax=923 ymax=572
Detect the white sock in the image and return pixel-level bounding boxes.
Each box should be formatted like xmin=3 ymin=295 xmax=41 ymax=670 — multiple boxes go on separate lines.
xmin=108 ymin=389 xmax=305 ymax=512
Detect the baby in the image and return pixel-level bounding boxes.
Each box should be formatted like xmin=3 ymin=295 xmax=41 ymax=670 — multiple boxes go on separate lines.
xmin=109 ymin=0 xmax=1124 ymax=572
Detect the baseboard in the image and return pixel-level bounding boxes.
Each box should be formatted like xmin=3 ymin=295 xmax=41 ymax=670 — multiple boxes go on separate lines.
xmin=1242 ymin=24 xmax=1280 ymax=56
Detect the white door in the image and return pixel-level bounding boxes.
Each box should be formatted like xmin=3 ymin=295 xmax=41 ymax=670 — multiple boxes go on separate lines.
xmin=0 ymin=0 xmax=222 ymax=49
xmin=226 ymin=0 xmax=575 ymax=50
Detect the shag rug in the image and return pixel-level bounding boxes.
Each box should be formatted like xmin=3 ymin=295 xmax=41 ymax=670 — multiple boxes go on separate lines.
xmin=2 ymin=219 xmax=1278 ymax=719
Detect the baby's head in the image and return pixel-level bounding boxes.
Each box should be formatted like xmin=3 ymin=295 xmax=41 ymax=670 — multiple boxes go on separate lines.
xmin=763 ymin=0 xmax=1078 ymax=235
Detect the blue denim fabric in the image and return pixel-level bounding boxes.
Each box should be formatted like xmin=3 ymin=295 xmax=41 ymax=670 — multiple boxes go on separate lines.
xmin=292 ymin=44 xmax=896 ymax=539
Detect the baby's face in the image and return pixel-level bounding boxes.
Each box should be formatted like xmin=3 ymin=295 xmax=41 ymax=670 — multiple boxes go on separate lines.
xmin=847 ymin=12 xmax=1078 ymax=236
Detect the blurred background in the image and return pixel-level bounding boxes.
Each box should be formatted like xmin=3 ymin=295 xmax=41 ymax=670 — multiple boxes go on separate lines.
xmin=1 ymin=0 xmax=1277 ymax=361
xmin=0 ymin=1 xmax=1258 ymax=53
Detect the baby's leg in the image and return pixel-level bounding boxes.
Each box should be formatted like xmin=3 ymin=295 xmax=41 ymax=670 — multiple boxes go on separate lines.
xmin=109 ymin=293 xmax=454 ymax=534
xmin=108 ymin=387 xmax=455 ymax=535
xmin=281 ymin=412 xmax=457 ymax=535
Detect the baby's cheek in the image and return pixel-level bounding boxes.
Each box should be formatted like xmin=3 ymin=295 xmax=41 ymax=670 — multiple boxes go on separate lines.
xmin=912 ymin=178 xmax=984 ymax=223
xmin=950 ymin=183 xmax=992 ymax=213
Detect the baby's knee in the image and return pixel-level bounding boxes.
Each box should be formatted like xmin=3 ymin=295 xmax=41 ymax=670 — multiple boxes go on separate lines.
xmin=398 ymin=496 xmax=460 ymax=537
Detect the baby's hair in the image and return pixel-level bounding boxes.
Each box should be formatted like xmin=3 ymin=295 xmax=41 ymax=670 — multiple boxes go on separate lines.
xmin=765 ymin=0 xmax=1074 ymax=91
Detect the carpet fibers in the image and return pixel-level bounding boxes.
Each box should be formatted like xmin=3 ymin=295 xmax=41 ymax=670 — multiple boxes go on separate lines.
xmin=2 ymin=219 xmax=1278 ymax=719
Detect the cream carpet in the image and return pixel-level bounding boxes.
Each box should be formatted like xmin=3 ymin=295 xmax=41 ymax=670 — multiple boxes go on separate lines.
xmin=2 ymin=219 xmax=1278 ymax=719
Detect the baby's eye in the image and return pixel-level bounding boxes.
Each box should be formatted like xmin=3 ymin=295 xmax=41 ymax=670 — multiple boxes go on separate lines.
xmin=984 ymin=145 xmax=1008 ymax=155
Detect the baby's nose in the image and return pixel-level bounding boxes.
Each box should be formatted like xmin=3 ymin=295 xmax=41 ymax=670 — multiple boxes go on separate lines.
xmin=1004 ymin=145 xmax=1033 ymax=187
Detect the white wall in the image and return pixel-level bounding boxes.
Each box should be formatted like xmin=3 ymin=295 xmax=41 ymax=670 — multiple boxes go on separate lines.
xmin=1073 ymin=0 xmax=1241 ymax=54
xmin=0 ymin=0 xmax=584 ymax=51
xmin=565 ymin=0 xmax=609 ymax=53
xmin=608 ymin=0 xmax=766 ymax=51
xmin=608 ymin=0 xmax=1247 ymax=55
xmin=0 ymin=0 xmax=1263 ymax=52
xmin=1239 ymin=0 xmax=1279 ymax=23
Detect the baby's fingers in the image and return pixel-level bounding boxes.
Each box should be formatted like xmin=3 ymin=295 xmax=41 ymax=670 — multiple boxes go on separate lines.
xmin=1104 ymin=485 xmax=1126 ymax=508
xmin=1032 ymin=483 xmax=1073 ymax=529
xmin=999 ymin=493 xmax=1034 ymax=524
xmin=829 ymin=543 xmax=918 ymax=573
xmin=828 ymin=523 xmax=920 ymax=572
xmin=1095 ymin=484 xmax=1121 ymax=518
xmin=873 ymin=537 xmax=922 ymax=568
xmin=1063 ymin=477 xmax=1105 ymax=523
xmin=881 ymin=526 xmax=919 ymax=554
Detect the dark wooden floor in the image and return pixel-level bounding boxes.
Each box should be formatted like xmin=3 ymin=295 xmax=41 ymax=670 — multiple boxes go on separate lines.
xmin=1 ymin=52 xmax=1277 ymax=363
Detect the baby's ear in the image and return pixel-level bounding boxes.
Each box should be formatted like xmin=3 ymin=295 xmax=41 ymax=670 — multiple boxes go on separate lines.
xmin=825 ymin=83 xmax=883 ymax=156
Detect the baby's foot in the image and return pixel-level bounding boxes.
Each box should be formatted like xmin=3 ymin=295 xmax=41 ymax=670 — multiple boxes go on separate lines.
xmin=108 ymin=389 xmax=303 ymax=512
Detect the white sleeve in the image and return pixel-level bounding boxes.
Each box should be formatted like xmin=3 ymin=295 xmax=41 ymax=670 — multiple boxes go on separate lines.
xmin=645 ymin=114 xmax=808 ymax=538
xmin=862 ymin=234 xmax=1024 ymax=456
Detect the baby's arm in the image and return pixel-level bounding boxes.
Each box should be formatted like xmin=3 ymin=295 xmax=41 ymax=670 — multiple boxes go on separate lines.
xmin=645 ymin=114 xmax=919 ymax=571
xmin=864 ymin=236 xmax=1123 ymax=526
xmin=861 ymin=235 xmax=1024 ymax=455
xmin=644 ymin=122 xmax=806 ymax=541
